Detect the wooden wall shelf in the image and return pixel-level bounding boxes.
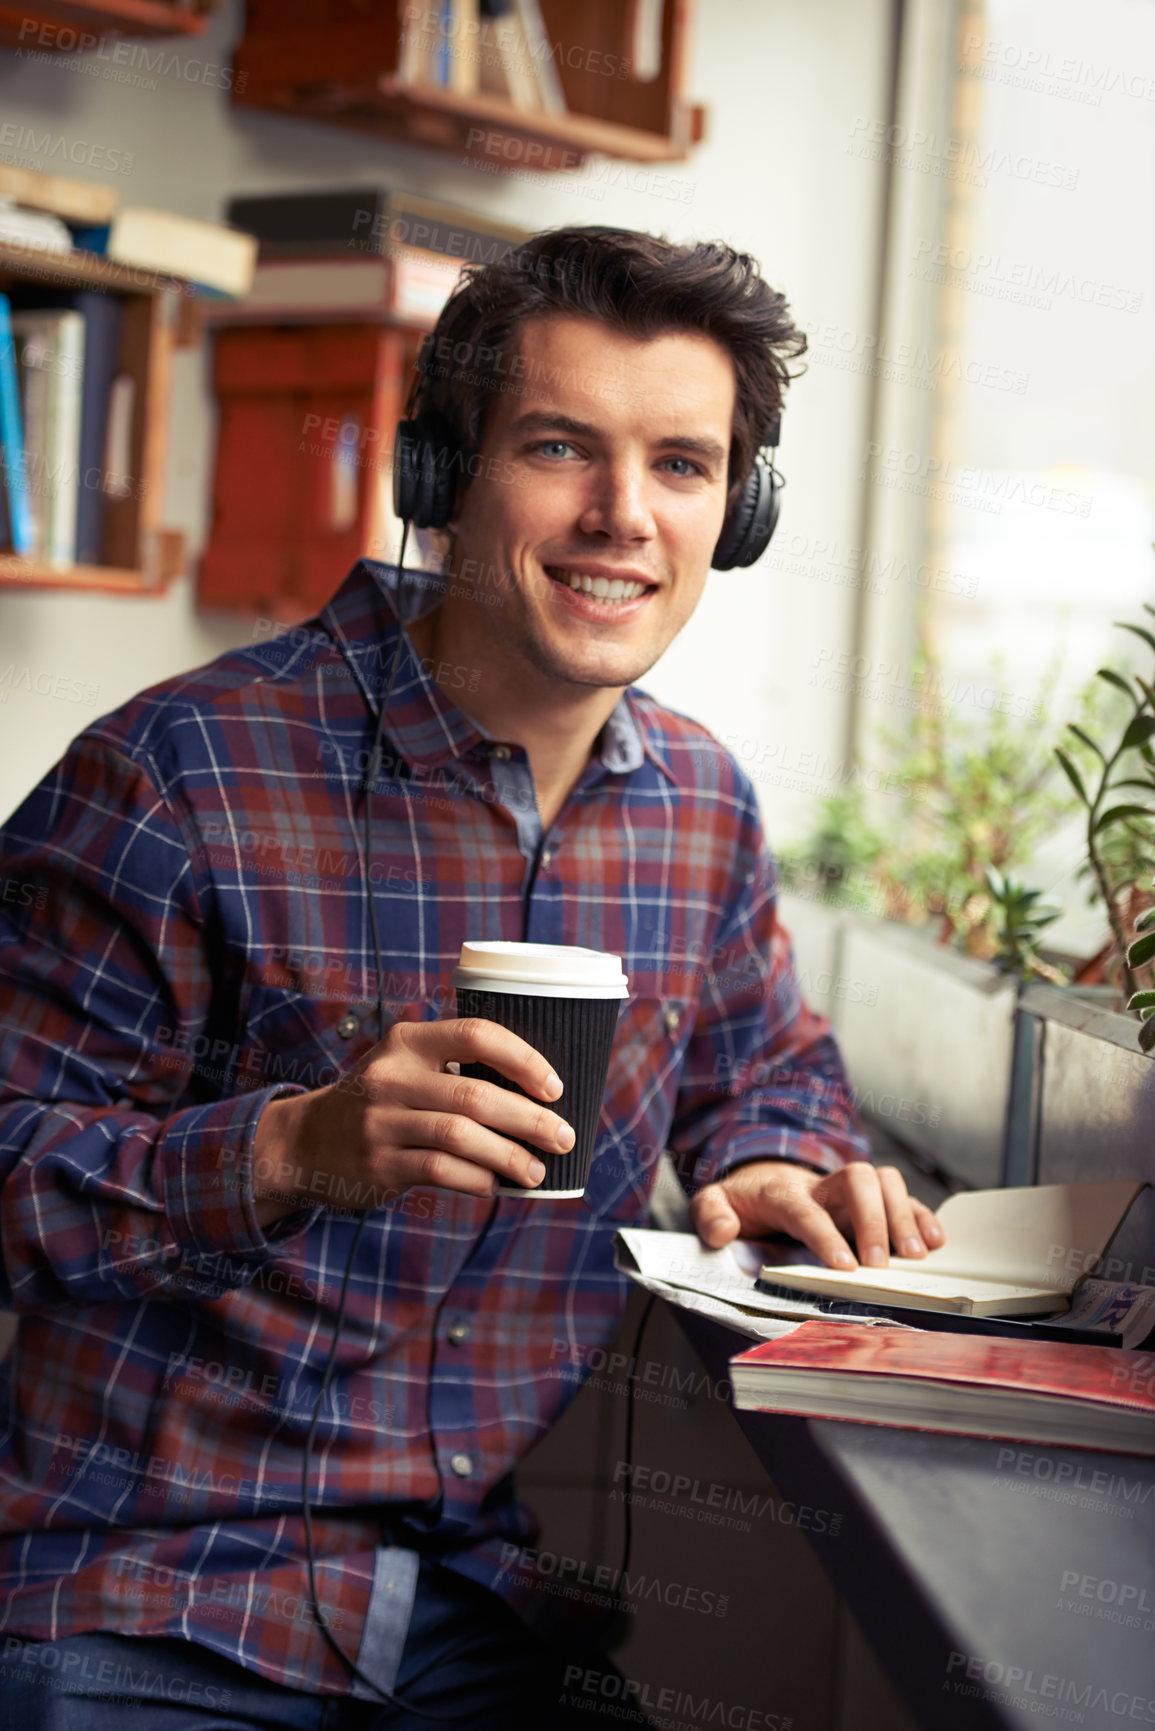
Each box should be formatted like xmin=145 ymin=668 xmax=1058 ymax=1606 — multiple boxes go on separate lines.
xmin=0 ymin=1 xmax=215 ymax=49
xmin=231 ymin=0 xmax=705 ymax=173
xmin=0 ymin=243 xmax=185 ymax=594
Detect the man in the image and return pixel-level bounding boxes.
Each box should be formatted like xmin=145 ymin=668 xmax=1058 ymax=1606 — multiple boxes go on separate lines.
xmin=0 ymin=227 xmax=941 ymax=1725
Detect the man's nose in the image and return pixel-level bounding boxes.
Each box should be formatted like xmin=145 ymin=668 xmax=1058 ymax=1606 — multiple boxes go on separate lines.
xmin=577 ymin=462 xmax=656 ymax=541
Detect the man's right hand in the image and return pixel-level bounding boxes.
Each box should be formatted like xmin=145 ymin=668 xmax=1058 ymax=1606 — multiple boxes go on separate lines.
xmin=251 ymin=1018 xmax=575 ymax=1226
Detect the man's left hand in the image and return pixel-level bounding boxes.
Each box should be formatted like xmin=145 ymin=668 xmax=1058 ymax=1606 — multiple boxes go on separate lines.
xmin=688 ymin=1160 xmax=945 ymax=1269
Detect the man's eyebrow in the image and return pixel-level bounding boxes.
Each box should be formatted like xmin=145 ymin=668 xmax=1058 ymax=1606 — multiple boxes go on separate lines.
xmin=508 ymin=411 xmax=728 ymax=467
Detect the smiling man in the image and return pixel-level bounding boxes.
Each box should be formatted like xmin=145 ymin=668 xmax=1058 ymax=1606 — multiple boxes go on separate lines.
xmin=0 ymin=228 xmax=941 ymax=1727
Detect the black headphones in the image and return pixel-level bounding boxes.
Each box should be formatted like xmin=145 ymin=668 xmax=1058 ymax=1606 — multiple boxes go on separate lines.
xmin=393 ymin=343 xmax=785 ymax=570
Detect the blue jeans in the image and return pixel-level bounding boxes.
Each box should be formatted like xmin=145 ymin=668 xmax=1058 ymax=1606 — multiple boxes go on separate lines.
xmin=0 ymin=1561 xmax=647 ymax=1728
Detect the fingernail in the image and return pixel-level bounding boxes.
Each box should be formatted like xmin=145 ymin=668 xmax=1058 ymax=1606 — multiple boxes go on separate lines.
xmin=863 ymin=1245 xmax=888 ymax=1268
xmin=528 ymin=1160 xmax=546 ymax=1184
xmin=902 ymin=1236 xmax=925 ymax=1258
xmin=543 ymin=1071 xmax=563 ymax=1099
xmin=834 ymin=1251 xmax=857 ymax=1270
xmin=556 ymin=1123 xmax=575 ymax=1150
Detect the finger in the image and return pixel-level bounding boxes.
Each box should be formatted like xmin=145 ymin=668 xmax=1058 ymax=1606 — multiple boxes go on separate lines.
xmin=913 ymin=1198 xmax=946 ymax=1247
xmin=876 ymin=1166 xmax=928 ymax=1257
xmin=769 ymin=1194 xmax=858 ymax=1271
xmin=687 ymin=1183 xmax=743 ymax=1249
xmin=403 ymin=1018 xmax=564 ymax=1101
xmin=392 ymin=1148 xmax=500 ymax=1200
xmin=838 ymin=1164 xmax=891 ymax=1268
xmin=401 ymin=1109 xmax=553 ymax=1190
xmin=409 ymin=1071 xmax=575 ymax=1158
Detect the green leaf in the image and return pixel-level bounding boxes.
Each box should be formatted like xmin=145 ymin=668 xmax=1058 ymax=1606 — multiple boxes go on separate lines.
xmin=1126 ymin=929 xmax=1155 ymax=968
xmin=1141 ymin=1019 xmax=1155 ymax=1054
xmin=1093 ymin=802 xmax=1155 ymax=836
xmin=1134 ymin=908 xmax=1155 ymax=934
xmin=1054 ymin=748 xmax=1088 ymax=805
xmin=1116 ymin=621 xmax=1155 ymax=658
xmin=1127 ymin=990 xmax=1155 ymax=1010
xmin=1121 ymin=715 xmax=1155 ymax=751
xmin=1110 ymin=778 xmax=1155 ymax=793
xmin=1096 ymin=667 xmax=1141 ymax=705
xmin=1067 ymin=724 xmax=1105 ymax=760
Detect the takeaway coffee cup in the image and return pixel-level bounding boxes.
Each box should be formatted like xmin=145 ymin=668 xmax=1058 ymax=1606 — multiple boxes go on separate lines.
xmin=452 ymin=941 xmax=629 ymax=1198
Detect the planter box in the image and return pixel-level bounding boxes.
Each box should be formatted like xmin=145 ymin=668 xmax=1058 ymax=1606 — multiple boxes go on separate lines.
xmin=779 ymin=894 xmax=1155 ymax=1204
xmin=1018 ymin=983 xmax=1155 ymax=1181
xmin=779 ymin=892 xmax=1017 ymax=1189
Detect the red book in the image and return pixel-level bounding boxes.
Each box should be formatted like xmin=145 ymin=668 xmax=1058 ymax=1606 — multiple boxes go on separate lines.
xmin=730 ymin=1321 xmax=1155 ymax=1456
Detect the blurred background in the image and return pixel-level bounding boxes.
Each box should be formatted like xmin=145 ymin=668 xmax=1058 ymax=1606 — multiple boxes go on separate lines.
xmin=1 ymin=0 xmax=1152 ymax=974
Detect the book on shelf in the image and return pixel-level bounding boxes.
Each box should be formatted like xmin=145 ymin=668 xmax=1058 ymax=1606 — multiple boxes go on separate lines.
xmin=13 ymin=289 xmax=125 ymax=566
xmin=513 ymin=0 xmax=566 ymax=113
xmin=729 ymin=1320 xmax=1155 ymax=1456
xmin=758 ymin=1181 xmax=1146 ymax=1318
xmin=0 ymin=201 xmax=72 ymax=258
xmin=225 ymin=186 xmax=525 ymax=271
xmin=449 ymin=0 xmax=480 ymax=94
xmin=213 ymin=249 xmax=469 ymax=326
xmin=0 ymin=295 xmax=34 ymax=558
xmin=71 ymin=207 xmax=257 ymax=298
xmin=10 ymin=309 xmax=86 ymax=567
xmin=397 ymin=0 xmax=565 ymax=112
xmin=0 ymin=164 xmax=119 ymax=227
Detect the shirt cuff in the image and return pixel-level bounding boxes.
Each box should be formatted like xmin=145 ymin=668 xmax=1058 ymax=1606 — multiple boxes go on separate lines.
xmin=695 ymin=1127 xmax=867 ymax=1191
xmin=158 ymin=1083 xmax=320 ymax=1268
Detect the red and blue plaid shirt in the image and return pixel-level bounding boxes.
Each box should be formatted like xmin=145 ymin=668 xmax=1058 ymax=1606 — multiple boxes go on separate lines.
xmin=0 ymin=559 xmax=868 ymax=1696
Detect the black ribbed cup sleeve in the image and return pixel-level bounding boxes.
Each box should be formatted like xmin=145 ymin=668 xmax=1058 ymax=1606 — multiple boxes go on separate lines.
xmin=455 ymin=989 xmax=622 ymax=1196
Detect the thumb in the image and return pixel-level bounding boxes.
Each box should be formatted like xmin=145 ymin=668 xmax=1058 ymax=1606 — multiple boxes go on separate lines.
xmin=689 ymin=1183 xmax=742 ymax=1249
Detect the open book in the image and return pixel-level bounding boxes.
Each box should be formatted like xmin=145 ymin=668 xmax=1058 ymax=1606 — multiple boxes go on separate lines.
xmin=759 ymin=1181 xmax=1146 ymax=1317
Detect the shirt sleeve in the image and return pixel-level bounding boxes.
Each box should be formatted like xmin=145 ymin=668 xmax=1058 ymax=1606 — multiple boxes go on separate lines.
xmin=666 ymin=776 xmax=872 ymax=1193
xmin=0 ymin=730 xmax=319 ymax=1313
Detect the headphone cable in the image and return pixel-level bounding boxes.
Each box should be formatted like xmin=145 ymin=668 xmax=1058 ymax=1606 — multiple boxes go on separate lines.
xmin=299 ymin=522 xmax=465 ymax=1719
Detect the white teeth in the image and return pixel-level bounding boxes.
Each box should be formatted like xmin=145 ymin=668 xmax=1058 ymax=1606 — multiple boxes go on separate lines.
xmin=553 ymin=570 xmax=647 ymax=604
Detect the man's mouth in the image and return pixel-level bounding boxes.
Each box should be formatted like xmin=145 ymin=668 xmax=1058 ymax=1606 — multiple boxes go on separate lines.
xmin=543 ymin=566 xmax=653 ymax=606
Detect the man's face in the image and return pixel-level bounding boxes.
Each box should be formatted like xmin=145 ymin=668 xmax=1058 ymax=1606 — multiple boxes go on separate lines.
xmin=447 ymin=314 xmax=736 ymax=694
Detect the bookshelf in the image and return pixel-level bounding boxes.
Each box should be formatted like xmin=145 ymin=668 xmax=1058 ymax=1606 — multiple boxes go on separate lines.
xmin=230 ymin=0 xmax=706 ymax=172
xmin=0 ymin=241 xmax=185 ymax=594
xmin=0 ymin=2 xmax=217 ymax=50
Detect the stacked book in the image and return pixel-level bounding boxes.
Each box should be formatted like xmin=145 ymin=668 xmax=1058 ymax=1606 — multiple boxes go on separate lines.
xmin=399 ymin=0 xmax=567 ymax=113
xmin=220 ymin=186 xmax=528 ymax=326
xmin=0 ymin=164 xmax=255 ymax=567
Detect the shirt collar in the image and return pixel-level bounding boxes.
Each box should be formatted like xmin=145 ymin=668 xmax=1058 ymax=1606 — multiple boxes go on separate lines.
xmin=320 ymin=560 xmax=672 ymax=782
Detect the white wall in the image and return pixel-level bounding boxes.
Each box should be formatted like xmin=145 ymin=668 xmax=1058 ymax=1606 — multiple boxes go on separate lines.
xmin=0 ymin=0 xmax=894 ymax=842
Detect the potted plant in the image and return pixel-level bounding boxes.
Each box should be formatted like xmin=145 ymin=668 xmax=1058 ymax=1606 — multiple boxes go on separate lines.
xmin=779 ymin=613 xmax=1155 ymax=1187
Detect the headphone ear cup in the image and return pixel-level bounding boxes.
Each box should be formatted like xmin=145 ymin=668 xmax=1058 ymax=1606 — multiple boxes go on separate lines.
xmin=392 ymin=416 xmax=458 ymax=530
xmin=711 ymin=460 xmax=781 ymax=570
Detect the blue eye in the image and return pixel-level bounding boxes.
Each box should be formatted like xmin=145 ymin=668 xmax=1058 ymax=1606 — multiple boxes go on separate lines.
xmin=534 ymin=440 xmax=576 ymax=459
xmin=662 ymin=457 xmax=704 ymax=478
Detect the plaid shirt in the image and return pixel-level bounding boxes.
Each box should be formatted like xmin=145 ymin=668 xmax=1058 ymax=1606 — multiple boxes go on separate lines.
xmin=0 ymin=558 xmax=869 ymax=1696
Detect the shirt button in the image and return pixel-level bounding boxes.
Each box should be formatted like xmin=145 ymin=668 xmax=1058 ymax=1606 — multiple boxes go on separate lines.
xmin=664 ymin=1005 xmax=681 ymax=1037
xmin=336 ymin=1014 xmax=359 ymax=1038
xmin=540 ymin=851 xmax=552 ymax=869
xmin=447 ymin=1322 xmax=470 ymax=1345
xmin=449 ymin=1452 xmax=473 ymax=1477
xmin=491 ymin=744 xmax=512 ymax=760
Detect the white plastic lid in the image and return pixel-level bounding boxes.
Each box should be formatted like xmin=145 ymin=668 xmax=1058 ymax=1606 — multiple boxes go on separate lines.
xmin=451 ymin=940 xmax=629 ymax=998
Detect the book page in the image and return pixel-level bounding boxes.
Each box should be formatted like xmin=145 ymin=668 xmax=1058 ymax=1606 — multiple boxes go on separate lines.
xmin=913 ymin=1180 xmax=1143 ymax=1290
xmin=762 ymin=1262 xmax=1067 ymax=1313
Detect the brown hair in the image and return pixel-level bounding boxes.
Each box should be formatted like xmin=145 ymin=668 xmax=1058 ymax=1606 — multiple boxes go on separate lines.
xmin=414 ymin=226 xmax=807 ymax=515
